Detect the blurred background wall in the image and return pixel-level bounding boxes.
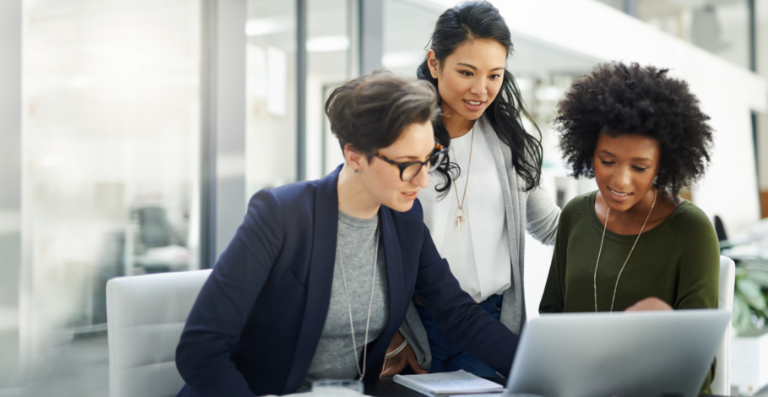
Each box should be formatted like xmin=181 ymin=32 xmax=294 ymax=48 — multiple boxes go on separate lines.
xmin=0 ymin=0 xmax=22 ymax=392
xmin=0 ymin=0 xmax=766 ymax=396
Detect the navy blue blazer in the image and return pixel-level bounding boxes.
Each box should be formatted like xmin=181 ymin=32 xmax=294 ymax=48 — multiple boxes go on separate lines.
xmin=175 ymin=167 xmax=519 ymax=397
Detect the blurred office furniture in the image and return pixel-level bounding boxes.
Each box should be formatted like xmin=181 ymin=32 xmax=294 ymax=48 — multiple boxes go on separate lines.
xmin=106 ymin=269 xmax=212 ymax=397
xmin=124 ymin=204 xmax=191 ymax=275
xmin=714 ymin=215 xmax=728 ymax=242
xmin=712 ymin=255 xmax=736 ymax=396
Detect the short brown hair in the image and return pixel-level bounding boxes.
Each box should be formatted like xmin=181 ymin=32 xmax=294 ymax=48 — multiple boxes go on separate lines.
xmin=325 ymin=70 xmax=438 ymax=157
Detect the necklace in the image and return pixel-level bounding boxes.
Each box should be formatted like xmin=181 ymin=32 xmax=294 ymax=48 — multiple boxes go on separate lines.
xmin=449 ymin=125 xmax=475 ymax=232
xmin=593 ymin=189 xmax=658 ymax=312
xmin=337 ymin=223 xmax=380 ymax=379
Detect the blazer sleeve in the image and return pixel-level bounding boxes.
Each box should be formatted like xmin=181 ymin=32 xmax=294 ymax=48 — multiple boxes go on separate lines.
xmin=413 ymin=224 xmax=519 ymax=375
xmin=176 ymin=189 xmax=284 ymax=397
xmin=525 ymin=186 xmax=560 ymax=246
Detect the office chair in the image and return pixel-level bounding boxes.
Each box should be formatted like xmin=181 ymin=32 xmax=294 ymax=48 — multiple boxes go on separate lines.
xmin=711 ymin=256 xmax=735 ymax=396
xmin=106 ymin=269 xmax=212 ymax=397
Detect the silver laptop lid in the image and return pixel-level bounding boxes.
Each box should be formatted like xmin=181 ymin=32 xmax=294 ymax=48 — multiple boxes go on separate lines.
xmin=506 ymin=310 xmax=730 ymax=397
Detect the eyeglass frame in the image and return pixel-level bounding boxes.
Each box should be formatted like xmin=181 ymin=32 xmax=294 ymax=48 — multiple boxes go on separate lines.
xmin=373 ymin=143 xmax=447 ymax=182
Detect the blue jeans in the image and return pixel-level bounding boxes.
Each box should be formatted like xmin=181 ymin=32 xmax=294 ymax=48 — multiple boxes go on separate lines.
xmin=416 ymin=294 xmax=503 ymax=377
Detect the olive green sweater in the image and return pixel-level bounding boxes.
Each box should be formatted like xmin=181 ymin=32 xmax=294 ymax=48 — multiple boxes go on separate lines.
xmin=539 ymin=191 xmax=720 ymax=393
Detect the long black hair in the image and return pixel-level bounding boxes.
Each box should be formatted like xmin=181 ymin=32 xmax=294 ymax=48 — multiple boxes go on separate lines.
xmin=417 ymin=1 xmax=543 ymax=193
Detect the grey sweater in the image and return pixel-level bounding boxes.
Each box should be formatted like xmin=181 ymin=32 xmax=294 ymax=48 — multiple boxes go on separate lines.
xmin=304 ymin=211 xmax=388 ymax=384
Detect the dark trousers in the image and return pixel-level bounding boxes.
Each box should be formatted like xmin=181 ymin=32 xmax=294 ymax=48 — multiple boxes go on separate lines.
xmin=416 ymin=294 xmax=503 ymax=377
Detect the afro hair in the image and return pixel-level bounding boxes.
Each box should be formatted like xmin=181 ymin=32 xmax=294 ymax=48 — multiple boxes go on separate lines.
xmin=554 ymin=62 xmax=713 ymax=197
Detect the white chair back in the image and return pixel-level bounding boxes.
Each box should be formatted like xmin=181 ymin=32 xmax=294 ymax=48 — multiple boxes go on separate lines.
xmin=711 ymin=256 xmax=735 ymax=396
xmin=107 ymin=269 xmax=212 ymax=397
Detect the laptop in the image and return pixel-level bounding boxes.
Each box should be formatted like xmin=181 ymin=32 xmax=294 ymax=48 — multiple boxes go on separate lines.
xmin=504 ymin=310 xmax=730 ymax=397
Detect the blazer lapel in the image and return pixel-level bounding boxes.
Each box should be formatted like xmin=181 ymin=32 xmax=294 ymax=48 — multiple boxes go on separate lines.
xmin=284 ymin=166 xmax=341 ymax=392
xmin=363 ymin=206 xmax=407 ymax=378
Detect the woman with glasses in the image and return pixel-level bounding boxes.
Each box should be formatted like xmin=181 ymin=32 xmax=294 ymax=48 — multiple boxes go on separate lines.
xmin=174 ymin=71 xmax=521 ymax=397
xmin=382 ymin=1 xmax=560 ymax=377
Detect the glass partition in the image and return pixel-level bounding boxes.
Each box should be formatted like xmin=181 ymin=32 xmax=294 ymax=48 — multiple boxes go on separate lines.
xmin=246 ymin=0 xmax=298 ymax=192
xmin=20 ymin=0 xmax=201 ymax=393
xmin=308 ymin=0 xmax=354 ymax=178
xmin=246 ymin=0 xmax=356 ymax=187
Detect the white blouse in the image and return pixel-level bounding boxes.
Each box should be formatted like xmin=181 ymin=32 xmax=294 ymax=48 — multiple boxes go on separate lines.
xmin=419 ymin=127 xmax=511 ymax=302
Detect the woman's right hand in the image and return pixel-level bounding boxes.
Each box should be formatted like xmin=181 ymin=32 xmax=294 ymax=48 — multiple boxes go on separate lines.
xmin=625 ymin=296 xmax=673 ymax=311
xmin=380 ymin=331 xmax=427 ymax=377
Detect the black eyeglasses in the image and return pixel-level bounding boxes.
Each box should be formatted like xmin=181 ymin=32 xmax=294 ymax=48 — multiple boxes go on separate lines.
xmin=374 ymin=143 xmax=447 ymax=182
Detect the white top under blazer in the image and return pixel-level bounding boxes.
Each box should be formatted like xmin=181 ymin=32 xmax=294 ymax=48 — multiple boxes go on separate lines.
xmin=419 ymin=127 xmax=511 ymax=302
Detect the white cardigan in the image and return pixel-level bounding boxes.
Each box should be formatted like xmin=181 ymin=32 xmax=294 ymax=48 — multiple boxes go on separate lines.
xmin=401 ymin=115 xmax=561 ymax=370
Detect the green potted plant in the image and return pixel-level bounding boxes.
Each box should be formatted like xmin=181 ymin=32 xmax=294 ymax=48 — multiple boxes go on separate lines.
xmin=730 ymin=260 xmax=768 ymax=393
xmin=733 ymin=261 xmax=768 ymax=334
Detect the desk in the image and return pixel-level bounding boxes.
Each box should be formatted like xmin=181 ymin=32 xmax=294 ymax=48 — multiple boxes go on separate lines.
xmin=363 ymin=378 xmax=732 ymax=397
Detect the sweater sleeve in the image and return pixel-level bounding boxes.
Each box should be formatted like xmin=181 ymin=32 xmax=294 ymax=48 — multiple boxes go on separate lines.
xmin=539 ymin=197 xmax=576 ymax=313
xmin=399 ymin=302 xmax=432 ymax=371
xmin=525 ymin=186 xmax=561 ymax=246
xmin=669 ymin=203 xmax=720 ymax=395
xmin=671 ymin=204 xmax=720 ymax=310
xmin=175 ymin=189 xmax=284 ymax=397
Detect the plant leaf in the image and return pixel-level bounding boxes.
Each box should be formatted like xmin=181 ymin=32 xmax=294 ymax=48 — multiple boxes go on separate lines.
xmin=736 ymin=279 xmax=768 ymax=310
xmin=744 ymin=266 xmax=768 ymax=288
xmin=733 ymin=294 xmax=755 ymax=334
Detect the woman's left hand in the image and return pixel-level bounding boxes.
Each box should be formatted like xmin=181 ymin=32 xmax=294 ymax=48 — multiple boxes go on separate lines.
xmin=380 ymin=331 xmax=427 ymax=377
xmin=625 ymin=297 xmax=673 ymax=311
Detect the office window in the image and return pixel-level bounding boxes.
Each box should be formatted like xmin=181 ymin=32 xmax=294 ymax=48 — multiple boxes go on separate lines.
xmin=246 ymin=0 xmax=298 ymax=192
xmin=382 ymin=0 xmax=440 ymax=77
xmin=20 ymin=0 xmax=201 ymax=393
xmin=246 ymin=0 xmax=355 ymax=188
xmin=308 ymin=0 xmax=354 ymax=178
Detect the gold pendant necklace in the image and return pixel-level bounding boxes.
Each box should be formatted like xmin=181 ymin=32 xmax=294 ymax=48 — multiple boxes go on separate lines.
xmin=449 ymin=126 xmax=475 ymax=232
xmin=593 ymin=189 xmax=657 ymax=312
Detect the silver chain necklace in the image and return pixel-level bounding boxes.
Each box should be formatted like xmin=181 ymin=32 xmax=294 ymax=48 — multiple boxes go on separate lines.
xmin=337 ymin=223 xmax=380 ymax=379
xmin=593 ymin=189 xmax=657 ymax=312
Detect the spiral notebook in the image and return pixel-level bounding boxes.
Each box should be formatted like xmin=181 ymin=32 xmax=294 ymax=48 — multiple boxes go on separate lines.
xmin=393 ymin=370 xmax=503 ymax=396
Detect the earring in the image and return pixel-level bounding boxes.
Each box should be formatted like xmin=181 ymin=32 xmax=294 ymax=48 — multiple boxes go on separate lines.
xmin=354 ymin=169 xmax=360 ymax=173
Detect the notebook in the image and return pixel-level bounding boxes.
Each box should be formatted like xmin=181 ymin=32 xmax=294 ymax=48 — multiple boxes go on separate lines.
xmin=393 ymin=370 xmax=503 ymax=396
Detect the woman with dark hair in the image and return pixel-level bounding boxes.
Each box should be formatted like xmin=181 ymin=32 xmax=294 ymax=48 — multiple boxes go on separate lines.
xmin=539 ymin=62 xmax=719 ymax=393
xmin=174 ymin=71 xmax=520 ymax=397
xmin=381 ymin=1 xmax=560 ymax=377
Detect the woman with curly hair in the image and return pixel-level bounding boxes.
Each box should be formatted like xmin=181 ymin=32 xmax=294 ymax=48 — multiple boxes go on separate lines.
xmin=539 ymin=62 xmax=718 ymax=393
xmin=381 ymin=1 xmax=560 ymax=378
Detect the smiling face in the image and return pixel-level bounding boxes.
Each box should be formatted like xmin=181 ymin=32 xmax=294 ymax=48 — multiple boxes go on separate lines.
xmin=428 ymin=38 xmax=507 ymax=134
xmin=593 ymin=133 xmax=661 ymax=213
xmin=359 ymin=120 xmax=436 ymax=212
